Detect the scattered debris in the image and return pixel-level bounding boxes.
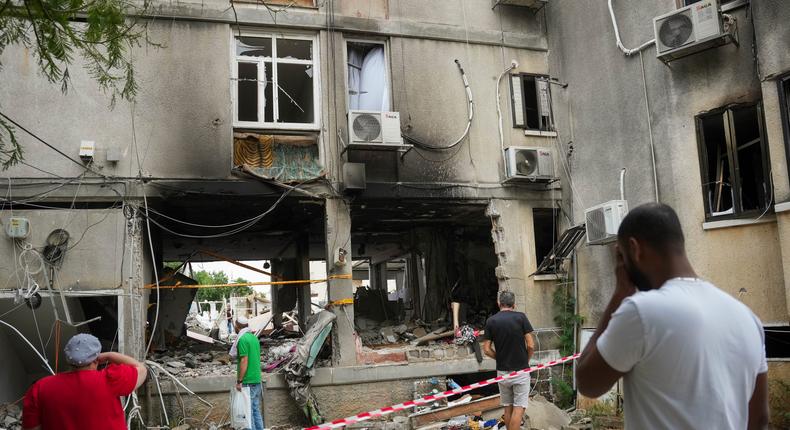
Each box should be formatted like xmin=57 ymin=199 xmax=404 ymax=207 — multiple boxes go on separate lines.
xmin=0 ymin=403 xmax=22 ymax=430
xmin=285 ymin=310 xmax=336 ymax=425
xmin=525 ymin=395 xmax=572 ymax=430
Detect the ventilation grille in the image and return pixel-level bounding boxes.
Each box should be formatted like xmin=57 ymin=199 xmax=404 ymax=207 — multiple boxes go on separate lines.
xmin=352 ymin=114 xmax=382 ymax=142
xmin=585 ymin=208 xmax=608 ymax=243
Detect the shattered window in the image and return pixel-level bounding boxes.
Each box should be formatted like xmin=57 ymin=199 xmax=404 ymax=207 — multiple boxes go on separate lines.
xmin=346 ymin=40 xmax=390 ymax=112
xmin=697 ymin=103 xmax=770 ymax=220
xmin=779 ymin=74 xmax=790 ymax=193
xmin=533 ymin=209 xmax=558 ymax=267
xmin=234 ymin=34 xmax=318 ymax=128
xmin=510 ymin=73 xmax=553 ymax=131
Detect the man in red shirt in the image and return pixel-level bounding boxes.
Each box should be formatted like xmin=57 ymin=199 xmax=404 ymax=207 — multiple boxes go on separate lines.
xmin=22 ymin=333 xmax=148 ymax=430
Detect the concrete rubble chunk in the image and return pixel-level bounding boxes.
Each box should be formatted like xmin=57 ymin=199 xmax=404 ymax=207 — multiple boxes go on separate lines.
xmin=525 ymin=395 xmax=571 ymax=430
xmin=166 ymin=360 xmax=186 ymax=368
xmin=215 ymin=354 xmax=232 ymax=365
xmin=171 ymin=424 xmax=191 ymax=430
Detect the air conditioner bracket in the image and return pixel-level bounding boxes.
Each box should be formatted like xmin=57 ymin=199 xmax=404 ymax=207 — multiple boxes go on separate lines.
xmin=341 ymin=143 xmax=414 ymax=161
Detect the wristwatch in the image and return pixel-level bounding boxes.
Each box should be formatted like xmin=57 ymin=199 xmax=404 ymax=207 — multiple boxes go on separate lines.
xmin=237 ymin=380 xmax=243 ymax=384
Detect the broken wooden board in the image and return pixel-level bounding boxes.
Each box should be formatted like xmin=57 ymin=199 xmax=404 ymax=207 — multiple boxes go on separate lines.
xmin=410 ymin=394 xmax=501 ymax=427
xmin=186 ymin=330 xmax=214 ymax=344
xmin=415 ymin=329 xmax=454 ymax=346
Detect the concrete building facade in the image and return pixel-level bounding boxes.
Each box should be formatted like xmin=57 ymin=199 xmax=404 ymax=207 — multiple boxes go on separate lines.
xmin=0 ymin=0 xmax=788 ymax=426
xmin=0 ymin=0 xmax=566 ymax=425
xmin=545 ymin=0 xmax=790 ymax=422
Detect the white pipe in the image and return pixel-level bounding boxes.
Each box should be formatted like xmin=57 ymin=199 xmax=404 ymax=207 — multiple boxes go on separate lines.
xmin=608 ymin=0 xmax=655 ymax=56
xmin=619 ymin=168 xmax=627 ymax=201
xmin=0 ymin=319 xmax=55 ymax=375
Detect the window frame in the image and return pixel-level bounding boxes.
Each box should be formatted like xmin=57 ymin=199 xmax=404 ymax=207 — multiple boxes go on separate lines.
xmin=509 ymin=72 xmax=554 ymax=132
xmin=231 ymin=30 xmax=321 ymax=131
xmin=532 ymin=208 xmax=559 ymax=270
xmin=676 ymin=0 xmax=746 ymax=10
xmin=343 ymin=37 xmax=392 ymax=113
xmin=695 ymin=102 xmax=772 ymax=221
xmin=778 ymin=72 xmax=790 ymax=193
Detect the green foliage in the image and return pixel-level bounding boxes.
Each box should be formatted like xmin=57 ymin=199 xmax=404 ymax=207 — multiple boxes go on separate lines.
xmin=551 ymin=374 xmax=575 ymax=410
xmin=584 ymin=401 xmax=618 ymax=418
xmin=552 ymin=283 xmax=584 ymax=356
xmin=771 ymin=379 xmax=790 ymax=428
xmin=0 ymin=0 xmax=158 ymax=167
xmin=193 ymin=270 xmax=253 ymax=302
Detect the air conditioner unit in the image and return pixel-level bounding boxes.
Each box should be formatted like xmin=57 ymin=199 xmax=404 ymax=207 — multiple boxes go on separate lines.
xmin=348 ymin=111 xmax=404 ymax=145
xmin=585 ymin=200 xmax=628 ymax=245
xmin=653 ymin=0 xmax=736 ymax=63
xmin=504 ymin=147 xmax=554 ymax=181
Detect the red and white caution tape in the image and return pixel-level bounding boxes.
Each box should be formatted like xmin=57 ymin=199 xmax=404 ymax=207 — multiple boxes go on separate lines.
xmin=304 ymin=352 xmax=581 ymax=430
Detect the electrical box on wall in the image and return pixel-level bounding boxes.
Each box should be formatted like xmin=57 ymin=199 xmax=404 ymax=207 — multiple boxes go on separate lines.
xmin=79 ymin=140 xmax=96 ymax=161
xmin=5 ymin=217 xmax=30 ymax=239
xmin=342 ymin=163 xmax=366 ymax=192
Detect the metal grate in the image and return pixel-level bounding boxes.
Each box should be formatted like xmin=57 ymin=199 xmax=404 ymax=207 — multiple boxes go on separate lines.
xmin=585 ymin=208 xmax=607 ymax=243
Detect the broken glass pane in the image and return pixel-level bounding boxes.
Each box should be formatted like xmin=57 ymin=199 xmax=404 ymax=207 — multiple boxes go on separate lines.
xmin=277 ymin=63 xmax=314 ymax=124
xmin=277 ymin=38 xmax=312 ymax=60
xmin=733 ymin=106 xmax=766 ymax=211
xmin=701 ymin=113 xmax=733 ymax=215
xmin=522 ymin=76 xmax=540 ymax=130
xmin=263 ymin=62 xmax=273 ymax=123
xmin=237 ymin=37 xmax=272 ymax=57
xmin=238 ymin=62 xmax=258 ymax=122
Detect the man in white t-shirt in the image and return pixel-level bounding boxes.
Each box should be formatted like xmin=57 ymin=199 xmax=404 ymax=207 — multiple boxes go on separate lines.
xmin=576 ymin=203 xmax=769 ymax=430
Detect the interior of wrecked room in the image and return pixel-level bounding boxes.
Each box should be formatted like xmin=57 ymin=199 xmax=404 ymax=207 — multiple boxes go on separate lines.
xmin=349 ymin=201 xmax=500 ymax=349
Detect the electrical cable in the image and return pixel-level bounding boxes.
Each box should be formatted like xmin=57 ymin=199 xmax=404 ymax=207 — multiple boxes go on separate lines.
xmin=140 ymin=184 xmax=300 ymax=239
xmin=142 ymin=203 xmax=286 ymax=229
xmin=143 ymin=189 xmax=161 ymax=355
xmin=0 ymin=111 xmax=108 ymax=178
xmin=0 ymin=319 xmax=55 ymax=375
xmin=402 ymin=59 xmax=474 ymax=151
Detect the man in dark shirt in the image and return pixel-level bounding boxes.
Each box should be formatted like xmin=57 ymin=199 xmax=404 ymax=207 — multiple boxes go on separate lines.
xmin=483 ymin=290 xmax=535 ymax=430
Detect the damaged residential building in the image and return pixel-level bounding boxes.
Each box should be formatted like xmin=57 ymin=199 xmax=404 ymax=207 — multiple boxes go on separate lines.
xmin=0 ymin=0 xmax=789 ymax=428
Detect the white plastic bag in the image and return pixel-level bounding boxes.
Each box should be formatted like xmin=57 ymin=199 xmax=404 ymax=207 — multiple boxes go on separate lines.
xmin=230 ymin=386 xmax=252 ymax=429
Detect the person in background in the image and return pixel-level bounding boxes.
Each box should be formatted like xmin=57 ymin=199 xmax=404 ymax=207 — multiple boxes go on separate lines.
xmin=482 ymin=290 xmax=535 ymax=430
xmin=576 ymin=203 xmax=769 ymax=430
xmin=231 ymin=316 xmax=264 ymax=430
xmin=226 ymin=301 xmax=234 ymax=337
xmin=22 ymin=333 xmax=148 ymax=430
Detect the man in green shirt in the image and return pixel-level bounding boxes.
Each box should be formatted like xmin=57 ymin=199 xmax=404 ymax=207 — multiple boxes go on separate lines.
xmin=233 ymin=316 xmax=264 ymax=430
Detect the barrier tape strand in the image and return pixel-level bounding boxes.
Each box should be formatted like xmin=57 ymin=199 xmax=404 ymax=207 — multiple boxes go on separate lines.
xmin=304 ymin=352 xmax=581 ymax=430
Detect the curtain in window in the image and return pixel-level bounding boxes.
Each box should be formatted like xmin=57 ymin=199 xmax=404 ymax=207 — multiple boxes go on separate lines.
xmin=358 ymin=46 xmax=388 ymax=111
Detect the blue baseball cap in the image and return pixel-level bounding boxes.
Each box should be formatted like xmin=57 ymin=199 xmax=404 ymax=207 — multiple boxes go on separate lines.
xmin=64 ymin=333 xmax=101 ymax=367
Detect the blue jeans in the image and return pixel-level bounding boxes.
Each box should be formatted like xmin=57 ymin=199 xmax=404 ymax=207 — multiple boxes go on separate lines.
xmin=227 ymin=321 xmax=234 ymax=335
xmin=245 ymin=383 xmax=265 ymax=430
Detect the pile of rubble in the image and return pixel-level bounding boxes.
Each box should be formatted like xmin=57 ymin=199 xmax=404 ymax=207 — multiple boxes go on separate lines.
xmin=356 ymin=318 xmax=447 ymax=347
xmin=149 ymin=337 xmax=235 ymax=378
xmin=0 ymin=403 xmax=22 ymax=430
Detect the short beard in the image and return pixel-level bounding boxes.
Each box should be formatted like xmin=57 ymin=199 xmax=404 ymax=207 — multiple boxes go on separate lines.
xmin=623 ymin=255 xmax=652 ymax=291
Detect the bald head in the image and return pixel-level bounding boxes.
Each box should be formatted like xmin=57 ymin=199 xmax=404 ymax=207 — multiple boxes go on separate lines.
xmin=617 ymin=203 xmax=685 ymax=255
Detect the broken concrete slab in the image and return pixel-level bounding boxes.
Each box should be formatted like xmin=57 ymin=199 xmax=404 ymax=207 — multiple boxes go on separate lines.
xmin=525 ymin=395 xmax=571 ymax=430
xmin=166 ymin=360 xmax=186 ymax=368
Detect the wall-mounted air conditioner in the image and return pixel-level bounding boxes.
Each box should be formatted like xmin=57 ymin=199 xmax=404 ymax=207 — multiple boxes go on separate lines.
xmin=653 ymin=0 xmax=737 ymax=63
xmin=585 ymin=200 xmax=628 ymax=245
xmin=348 ymin=111 xmax=403 ymax=146
xmin=504 ymin=147 xmax=554 ymax=182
